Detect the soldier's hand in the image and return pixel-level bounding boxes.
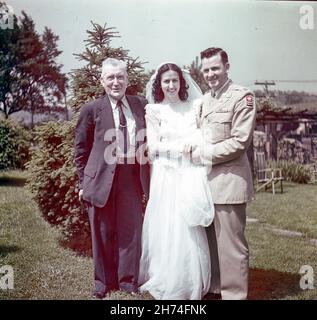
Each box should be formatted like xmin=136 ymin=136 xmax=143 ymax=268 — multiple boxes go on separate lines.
xmin=188 ymin=146 xmax=201 ymax=165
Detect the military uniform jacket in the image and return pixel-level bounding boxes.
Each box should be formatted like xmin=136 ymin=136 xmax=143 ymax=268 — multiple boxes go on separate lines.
xmin=199 ymin=80 xmax=256 ymax=204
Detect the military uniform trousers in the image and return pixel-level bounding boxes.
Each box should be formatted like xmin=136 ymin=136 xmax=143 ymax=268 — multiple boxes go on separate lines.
xmin=206 ymin=203 xmax=249 ymax=300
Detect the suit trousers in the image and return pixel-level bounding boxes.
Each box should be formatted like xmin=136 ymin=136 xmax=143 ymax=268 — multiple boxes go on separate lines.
xmin=87 ymin=163 xmax=143 ymax=294
xmin=206 ymin=203 xmax=249 ymax=300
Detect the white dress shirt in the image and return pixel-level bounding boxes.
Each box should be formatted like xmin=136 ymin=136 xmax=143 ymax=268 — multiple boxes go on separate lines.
xmin=109 ymin=95 xmax=136 ymax=157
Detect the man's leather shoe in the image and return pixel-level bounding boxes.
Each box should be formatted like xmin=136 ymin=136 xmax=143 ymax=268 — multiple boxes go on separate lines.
xmin=130 ymin=290 xmax=139 ymax=296
xmin=92 ymin=291 xmax=106 ymax=299
xmin=203 ymin=292 xmax=222 ymax=300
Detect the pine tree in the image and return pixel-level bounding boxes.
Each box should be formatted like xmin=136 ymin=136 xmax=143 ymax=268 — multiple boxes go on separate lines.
xmin=70 ymin=22 xmax=149 ymax=113
xmin=0 ymin=2 xmax=20 ymax=118
xmin=0 ymin=8 xmax=67 ymax=127
xmin=186 ymin=56 xmax=209 ymax=94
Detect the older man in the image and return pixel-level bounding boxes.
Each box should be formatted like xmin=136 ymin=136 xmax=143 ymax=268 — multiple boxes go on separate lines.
xmin=74 ymin=58 xmax=150 ymax=299
xmin=190 ymin=47 xmax=256 ymax=299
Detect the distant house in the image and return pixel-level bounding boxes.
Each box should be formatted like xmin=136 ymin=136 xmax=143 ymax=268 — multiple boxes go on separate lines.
xmin=255 ymin=102 xmax=317 ymax=163
xmin=5 ymin=108 xmax=73 ymax=129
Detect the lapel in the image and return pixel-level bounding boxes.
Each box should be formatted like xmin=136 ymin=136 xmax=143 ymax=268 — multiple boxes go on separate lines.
xmin=126 ymin=95 xmax=143 ymax=132
xmin=98 ymin=95 xmax=115 ymax=130
xmin=98 ymin=95 xmax=144 ymax=147
xmin=201 ymin=93 xmax=218 ymax=119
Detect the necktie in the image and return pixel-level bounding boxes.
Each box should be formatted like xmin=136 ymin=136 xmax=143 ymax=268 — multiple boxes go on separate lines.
xmin=117 ymin=99 xmax=128 ymax=155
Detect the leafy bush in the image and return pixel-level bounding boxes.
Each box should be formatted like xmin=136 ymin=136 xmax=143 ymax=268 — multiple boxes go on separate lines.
xmin=0 ymin=118 xmax=31 ymax=170
xmin=278 ymin=138 xmax=311 ymax=164
xmin=25 ymin=119 xmax=91 ymax=251
xmin=267 ymin=160 xmax=311 ymax=184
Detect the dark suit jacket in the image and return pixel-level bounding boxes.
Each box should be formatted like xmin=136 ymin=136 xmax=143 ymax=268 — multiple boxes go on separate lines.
xmin=74 ymin=94 xmax=150 ymax=208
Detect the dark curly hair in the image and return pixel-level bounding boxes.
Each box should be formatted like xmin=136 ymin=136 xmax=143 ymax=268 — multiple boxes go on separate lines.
xmin=152 ymin=63 xmax=189 ymax=103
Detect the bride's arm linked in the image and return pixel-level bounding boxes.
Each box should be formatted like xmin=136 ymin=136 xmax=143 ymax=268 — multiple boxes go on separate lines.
xmin=145 ymin=104 xmax=183 ymax=160
xmin=183 ymin=99 xmax=212 ymax=166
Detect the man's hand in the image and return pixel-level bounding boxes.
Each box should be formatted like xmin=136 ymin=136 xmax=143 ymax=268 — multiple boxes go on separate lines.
xmin=78 ymin=189 xmax=83 ymax=201
xmin=191 ymin=146 xmax=202 ymax=165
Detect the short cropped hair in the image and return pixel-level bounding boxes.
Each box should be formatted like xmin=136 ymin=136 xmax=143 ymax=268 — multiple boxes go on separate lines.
xmin=101 ymin=58 xmax=127 ymax=77
xmin=200 ymin=47 xmax=229 ymax=65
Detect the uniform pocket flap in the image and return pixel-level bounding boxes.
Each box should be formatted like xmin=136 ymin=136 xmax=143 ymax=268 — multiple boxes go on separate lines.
xmin=208 ymin=112 xmax=232 ymax=123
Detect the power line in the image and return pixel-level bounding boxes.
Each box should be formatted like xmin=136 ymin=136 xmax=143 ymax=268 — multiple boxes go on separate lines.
xmin=275 ymin=80 xmax=317 ymax=83
xmin=254 ymin=80 xmax=317 ymax=83
xmin=253 ymin=79 xmax=317 ymax=96
xmin=254 ymin=81 xmax=276 ymax=97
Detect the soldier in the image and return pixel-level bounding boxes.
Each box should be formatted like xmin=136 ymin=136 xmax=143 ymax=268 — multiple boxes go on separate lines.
xmin=189 ymin=47 xmax=256 ymax=299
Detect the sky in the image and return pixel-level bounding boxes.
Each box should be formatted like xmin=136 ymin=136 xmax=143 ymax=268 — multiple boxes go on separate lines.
xmin=5 ymin=0 xmax=317 ymax=93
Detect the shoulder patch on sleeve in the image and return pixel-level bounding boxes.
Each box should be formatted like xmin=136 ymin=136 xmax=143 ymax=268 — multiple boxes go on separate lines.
xmin=246 ymin=94 xmax=254 ymax=107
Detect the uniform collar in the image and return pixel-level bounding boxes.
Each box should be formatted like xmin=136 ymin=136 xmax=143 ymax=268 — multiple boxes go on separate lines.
xmin=212 ymin=78 xmax=232 ymax=99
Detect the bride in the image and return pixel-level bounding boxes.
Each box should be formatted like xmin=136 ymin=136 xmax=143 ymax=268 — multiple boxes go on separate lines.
xmin=138 ymin=62 xmax=214 ymax=300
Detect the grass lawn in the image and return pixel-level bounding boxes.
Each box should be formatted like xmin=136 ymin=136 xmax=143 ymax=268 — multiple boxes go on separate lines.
xmin=0 ymin=171 xmax=316 ymax=300
xmin=0 ymin=171 xmax=147 ymax=300
xmin=247 ymin=182 xmax=317 ymax=300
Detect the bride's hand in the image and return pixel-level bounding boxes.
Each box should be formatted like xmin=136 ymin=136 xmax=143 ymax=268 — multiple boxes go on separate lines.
xmin=183 ymin=144 xmax=202 ymax=165
xmin=191 ymin=147 xmax=202 ymax=165
xmin=183 ymin=144 xmax=197 ymax=155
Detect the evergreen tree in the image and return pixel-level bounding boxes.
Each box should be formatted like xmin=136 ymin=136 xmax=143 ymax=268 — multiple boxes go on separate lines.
xmin=70 ymin=22 xmax=148 ymax=113
xmin=0 ymin=7 xmax=67 ymax=127
xmin=186 ymin=56 xmax=209 ymax=94
xmin=0 ymin=2 xmax=20 ymax=118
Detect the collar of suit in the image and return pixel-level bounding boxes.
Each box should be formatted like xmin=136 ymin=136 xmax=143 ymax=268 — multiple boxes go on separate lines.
xmin=108 ymin=95 xmax=129 ymax=110
xmin=96 ymin=94 xmax=145 ymax=145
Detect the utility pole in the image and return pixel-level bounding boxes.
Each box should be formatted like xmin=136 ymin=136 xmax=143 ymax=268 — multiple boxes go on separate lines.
xmin=254 ymin=80 xmax=275 ymax=97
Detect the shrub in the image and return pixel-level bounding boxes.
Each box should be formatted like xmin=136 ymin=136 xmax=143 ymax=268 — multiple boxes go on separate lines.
xmin=267 ymin=160 xmax=311 ymax=184
xmin=0 ymin=118 xmax=31 ymax=170
xmin=25 ymin=119 xmax=91 ymax=252
xmin=278 ymin=138 xmax=311 ymax=164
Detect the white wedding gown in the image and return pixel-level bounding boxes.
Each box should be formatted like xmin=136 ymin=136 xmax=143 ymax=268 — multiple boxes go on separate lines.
xmin=138 ymin=99 xmax=214 ymax=300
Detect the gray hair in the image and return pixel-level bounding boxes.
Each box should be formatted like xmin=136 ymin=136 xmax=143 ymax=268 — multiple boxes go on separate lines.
xmin=101 ymin=58 xmax=127 ymax=77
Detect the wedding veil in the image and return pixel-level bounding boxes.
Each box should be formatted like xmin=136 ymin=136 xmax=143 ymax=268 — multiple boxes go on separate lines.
xmin=145 ymin=62 xmax=203 ymax=104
